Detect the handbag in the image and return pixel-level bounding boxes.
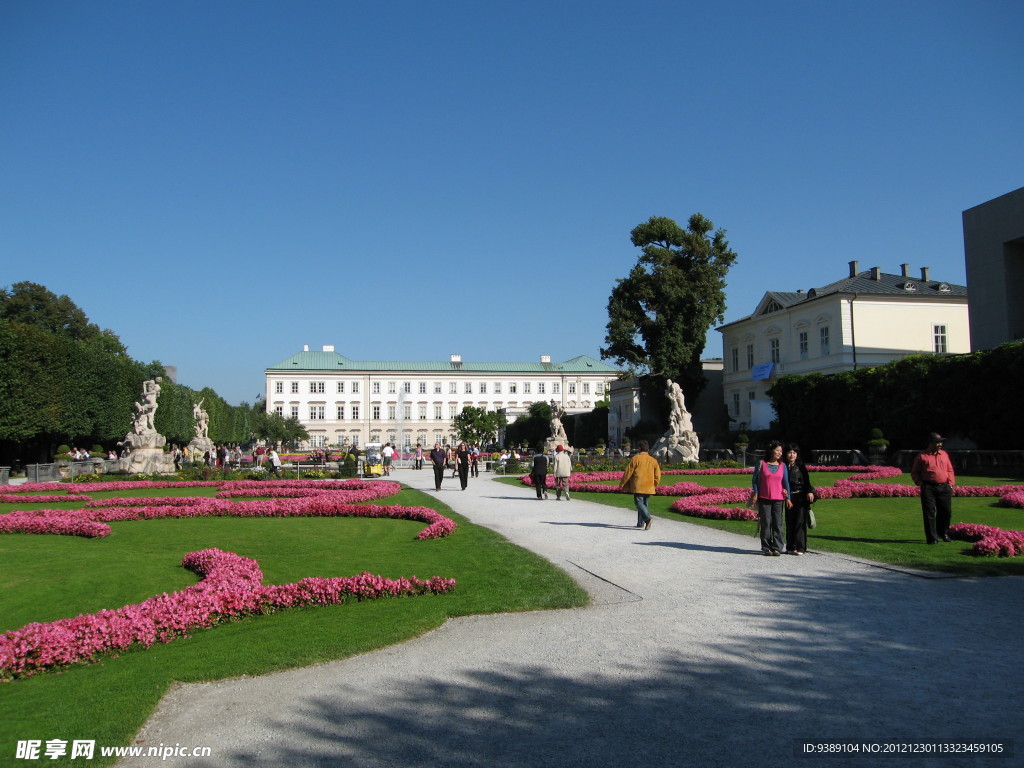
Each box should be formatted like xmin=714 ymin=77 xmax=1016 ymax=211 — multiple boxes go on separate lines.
xmin=807 ymin=507 xmax=817 ymax=529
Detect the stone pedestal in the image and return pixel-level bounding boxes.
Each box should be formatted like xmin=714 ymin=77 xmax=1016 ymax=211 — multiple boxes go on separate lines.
xmin=119 ymin=433 xmax=176 ymax=475
xmin=544 ymin=437 xmax=573 ymax=455
xmin=188 ymin=437 xmax=217 ymax=463
xmin=651 ymin=430 xmax=700 ymax=464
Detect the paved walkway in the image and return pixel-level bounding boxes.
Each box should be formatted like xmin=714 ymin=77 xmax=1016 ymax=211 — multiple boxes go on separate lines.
xmin=122 ymin=471 xmax=1023 ymax=767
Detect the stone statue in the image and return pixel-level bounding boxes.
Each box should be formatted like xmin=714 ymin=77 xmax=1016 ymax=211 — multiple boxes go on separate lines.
xmin=651 ymin=378 xmax=700 ymax=463
xmin=549 ymin=400 xmax=569 ymax=441
xmin=118 ymin=377 xmax=175 ymax=474
xmin=193 ymin=398 xmax=210 ymax=440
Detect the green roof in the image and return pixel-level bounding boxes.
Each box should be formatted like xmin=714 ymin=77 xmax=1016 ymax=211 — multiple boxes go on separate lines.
xmin=266 ymin=352 xmax=620 ymax=374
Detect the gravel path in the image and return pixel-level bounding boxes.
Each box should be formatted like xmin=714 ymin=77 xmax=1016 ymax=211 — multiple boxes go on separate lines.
xmin=120 ymin=473 xmax=1023 ymax=768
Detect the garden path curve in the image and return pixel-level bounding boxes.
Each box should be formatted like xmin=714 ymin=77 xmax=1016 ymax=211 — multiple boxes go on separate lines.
xmin=121 ymin=472 xmax=1024 ymax=768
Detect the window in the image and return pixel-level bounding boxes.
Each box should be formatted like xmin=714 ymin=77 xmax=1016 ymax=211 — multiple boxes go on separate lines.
xmin=403 ymin=382 xmax=411 ymax=393
xmin=337 ymin=381 xmax=345 ymax=394
xmin=351 ymin=405 xmax=359 ymax=420
xmin=419 ymin=382 xmax=427 ymax=394
xmin=568 ymin=382 xmax=576 ymax=394
xmin=509 ymin=383 xmax=518 ymax=394
xmin=388 ymin=405 xmax=396 ymax=419
xmin=274 ymin=381 xmax=283 ymax=393
xmin=596 ymin=382 xmax=604 ymax=394
xmin=309 ymin=405 xmax=325 ymax=420
xmin=291 ymin=406 xmax=299 ymax=419
xmin=311 ymin=381 xmax=324 ymax=394
xmin=403 ymin=405 xmax=411 ymax=419
xmin=434 ymin=432 xmax=443 ymax=445
xmin=372 ymin=406 xmax=381 ymax=420
xmin=799 ymin=331 xmax=809 ymax=360
xmin=434 ymin=406 xmax=442 ymax=419
xmin=479 ymin=382 xmax=487 ymax=394
xmin=419 ymin=406 xmax=427 ymax=419
xmin=388 ymin=382 xmax=396 ymax=394
xmin=746 ymin=344 xmax=754 ymax=369
xmin=434 ymin=382 xmax=442 ymax=393
xmin=538 ymin=383 xmax=545 ymax=395
xmin=552 ymin=383 xmax=560 ymax=394
xmin=351 ymin=382 xmax=359 ymax=394
xmin=732 ymin=393 xmax=740 ymax=415
xmin=770 ymin=338 xmax=780 ymax=363
xmin=275 ymin=405 xmax=283 ymax=416
xmin=524 ymin=383 xmax=531 ymax=394
xmin=449 ymin=382 xmax=457 ymax=394
xmin=582 ymin=383 xmax=590 ymax=394
xmin=291 ymin=382 xmax=299 ymax=394
xmin=731 ymin=348 xmax=739 ymax=372
xmin=336 ymin=405 xmax=345 ymax=420
xmin=372 ymin=382 xmax=381 ymax=394
xmin=820 ymin=327 xmax=831 ymax=356
xmin=494 ymin=382 xmax=502 ymax=394
xmin=464 ymin=382 xmax=472 ymax=394
xmin=934 ymin=324 xmax=948 ymax=353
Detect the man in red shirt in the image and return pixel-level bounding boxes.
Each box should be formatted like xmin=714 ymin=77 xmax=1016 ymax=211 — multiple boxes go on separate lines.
xmin=910 ymin=432 xmax=956 ymax=544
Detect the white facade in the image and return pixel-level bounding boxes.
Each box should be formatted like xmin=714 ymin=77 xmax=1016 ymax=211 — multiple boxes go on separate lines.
xmin=718 ymin=262 xmax=970 ymax=430
xmin=265 ymin=347 xmax=620 ymax=448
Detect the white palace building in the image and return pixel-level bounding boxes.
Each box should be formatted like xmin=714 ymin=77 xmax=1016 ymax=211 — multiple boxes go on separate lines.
xmin=264 ymin=346 xmax=621 ymax=448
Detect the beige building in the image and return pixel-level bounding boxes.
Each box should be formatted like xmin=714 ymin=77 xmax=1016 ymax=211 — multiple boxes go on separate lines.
xmin=717 ymin=262 xmax=970 ymax=430
xmin=265 ymin=346 xmax=620 ymax=448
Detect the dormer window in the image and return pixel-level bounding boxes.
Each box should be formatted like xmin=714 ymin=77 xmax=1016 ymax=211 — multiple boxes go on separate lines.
xmin=806 ymin=288 xmax=817 ymax=299
xmin=764 ymin=299 xmax=783 ymax=313
xmin=901 ymin=281 xmax=918 ymax=292
xmin=937 ymin=283 xmax=951 ymax=293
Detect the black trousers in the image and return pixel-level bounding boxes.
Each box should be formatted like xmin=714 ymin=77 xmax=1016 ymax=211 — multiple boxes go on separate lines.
xmin=921 ymin=482 xmax=953 ymax=543
xmin=432 ymin=463 xmax=444 ymax=490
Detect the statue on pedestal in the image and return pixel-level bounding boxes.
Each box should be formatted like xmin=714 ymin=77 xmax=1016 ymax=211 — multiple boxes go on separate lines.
xmin=544 ymin=400 xmax=573 ymax=455
xmin=651 ymin=378 xmax=700 ymax=463
xmin=188 ymin=398 xmax=216 ymax=461
xmin=118 ymin=377 xmax=176 ymax=474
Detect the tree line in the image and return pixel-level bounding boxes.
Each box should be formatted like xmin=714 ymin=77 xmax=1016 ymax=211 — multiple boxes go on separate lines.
xmin=0 ymin=282 xmax=260 ymax=464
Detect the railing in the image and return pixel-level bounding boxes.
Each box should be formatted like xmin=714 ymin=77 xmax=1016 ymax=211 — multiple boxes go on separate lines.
xmin=812 ymin=449 xmax=868 ymax=466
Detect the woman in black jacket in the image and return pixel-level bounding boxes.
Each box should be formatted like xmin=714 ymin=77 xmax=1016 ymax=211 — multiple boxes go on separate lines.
xmin=783 ymin=443 xmax=816 ymax=555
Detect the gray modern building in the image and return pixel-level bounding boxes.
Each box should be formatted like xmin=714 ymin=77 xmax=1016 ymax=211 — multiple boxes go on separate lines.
xmin=963 ymin=186 xmax=1024 ymax=350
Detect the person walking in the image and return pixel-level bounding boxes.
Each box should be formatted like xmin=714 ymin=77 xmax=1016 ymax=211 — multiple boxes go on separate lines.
xmin=783 ymin=443 xmax=815 ymax=555
xmin=618 ymin=439 xmax=662 ymax=529
xmin=267 ymin=448 xmax=282 ymax=479
xmin=414 ymin=443 xmax=424 ymax=470
xmin=530 ymin=446 xmax=550 ymax=499
xmin=552 ymin=445 xmax=572 ymax=500
xmin=911 ymin=432 xmax=956 ymax=544
xmin=381 ymin=443 xmax=394 ymax=476
xmin=429 ymin=442 xmax=447 ymax=491
xmin=455 ymin=442 xmax=471 ymax=490
xmin=747 ymin=440 xmax=791 ymax=556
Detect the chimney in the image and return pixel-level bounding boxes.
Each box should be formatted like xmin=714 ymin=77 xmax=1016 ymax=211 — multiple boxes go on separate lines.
xmin=450 ymin=354 xmax=462 ymax=363
xmin=849 ymin=260 xmax=859 ymax=277
xmin=303 ymin=344 xmax=309 ymax=352
xmin=870 ymin=266 xmax=881 ymax=281
xmin=900 ymin=264 xmax=910 ymax=277
xmin=323 ymin=345 xmax=335 ymax=352
xmin=920 ymin=266 xmax=931 ymax=282
xmin=540 ymin=355 xmax=551 ymax=363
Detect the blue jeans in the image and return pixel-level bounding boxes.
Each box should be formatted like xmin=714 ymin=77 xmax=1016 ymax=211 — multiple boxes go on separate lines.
xmin=634 ymin=494 xmax=651 ymax=524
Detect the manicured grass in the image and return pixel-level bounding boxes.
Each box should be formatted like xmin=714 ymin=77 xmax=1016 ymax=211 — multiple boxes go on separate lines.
xmin=498 ymin=473 xmax=1024 ymax=577
xmin=0 ymin=485 xmax=587 ymax=766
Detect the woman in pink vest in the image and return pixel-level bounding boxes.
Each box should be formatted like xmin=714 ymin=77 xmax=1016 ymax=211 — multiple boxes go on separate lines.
xmin=746 ymin=440 xmax=792 ymax=556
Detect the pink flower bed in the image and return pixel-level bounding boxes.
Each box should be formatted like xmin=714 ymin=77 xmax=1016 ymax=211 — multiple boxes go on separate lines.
xmin=0 ymin=494 xmax=91 ymax=504
xmin=0 ymin=547 xmax=456 ymax=680
xmin=2 ymin=482 xmax=456 ymax=541
xmin=949 ymin=522 xmax=1024 ymax=557
xmin=1000 ymin=490 xmax=1024 ymax=509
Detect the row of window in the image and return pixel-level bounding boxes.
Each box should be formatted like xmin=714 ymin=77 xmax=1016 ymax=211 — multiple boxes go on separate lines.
xmin=304 ymin=434 xmax=451 ymax=449
xmin=277 ymin=404 xmax=520 ymax=421
xmin=273 ymin=380 xmax=601 ymax=396
xmin=730 ymin=328 xmax=831 ymax=372
xmin=730 ymin=324 xmax=949 ymax=373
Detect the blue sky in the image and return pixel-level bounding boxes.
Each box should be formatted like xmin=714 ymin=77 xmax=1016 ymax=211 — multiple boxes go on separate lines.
xmin=2 ymin=0 xmax=1021 ymax=406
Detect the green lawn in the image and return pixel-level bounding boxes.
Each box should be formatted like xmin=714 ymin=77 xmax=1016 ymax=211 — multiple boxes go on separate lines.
xmin=498 ymin=473 xmax=1024 ymax=577
xmin=0 ymin=486 xmax=587 ymax=766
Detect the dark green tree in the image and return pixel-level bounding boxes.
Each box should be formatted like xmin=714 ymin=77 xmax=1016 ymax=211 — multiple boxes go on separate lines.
xmin=504 ymin=401 xmax=551 ymax=450
xmin=452 ymin=406 xmax=507 ymax=447
xmin=601 ymin=213 xmax=738 ymax=403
